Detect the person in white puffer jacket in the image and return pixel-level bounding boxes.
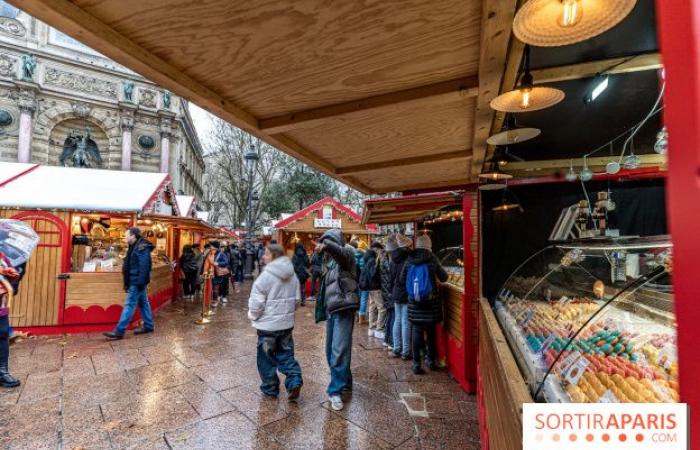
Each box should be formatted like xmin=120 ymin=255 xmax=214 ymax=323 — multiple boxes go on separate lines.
xmin=248 ymin=244 xmax=303 ymax=401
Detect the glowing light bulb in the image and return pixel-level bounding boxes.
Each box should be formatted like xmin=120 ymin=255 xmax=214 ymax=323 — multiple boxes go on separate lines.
xmin=559 ymin=0 xmax=582 ymax=28
xmin=519 ymin=88 xmax=531 ymax=109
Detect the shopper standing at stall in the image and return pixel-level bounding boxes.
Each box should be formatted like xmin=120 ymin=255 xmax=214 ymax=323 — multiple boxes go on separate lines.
xmin=248 ymin=244 xmax=303 ymax=401
xmin=104 ymin=227 xmax=155 ymax=340
xmin=212 ymin=241 xmax=231 ymax=305
xmin=291 ymin=242 xmax=310 ymax=306
xmin=400 ymin=234 xmax=448 ymax=374
xmin=360 ymin=240 xmax=385 ymax=338
xmin=315 ymin=228 xmax=359 ymax=411
xmin=179 ymin=245 xmax=199 ymax=301
xmin=390 ymin=234 xmax=412 ymax=359
xmin=380 ymin=235 xmax=397 ymax=350
xmin=310 ymin=246 xmax=323 ymax=299
xmin=229 ymin=243 xmax=243 ymax=294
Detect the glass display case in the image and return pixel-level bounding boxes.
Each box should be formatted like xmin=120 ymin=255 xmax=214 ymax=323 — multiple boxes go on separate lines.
xmin=493 ymin=236 xmax=677 ymax=403
xmin=436 ymin=245 xmax=464 ymax=290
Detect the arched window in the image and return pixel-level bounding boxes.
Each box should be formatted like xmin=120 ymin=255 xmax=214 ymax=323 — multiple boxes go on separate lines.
xmin=0 ymin=1 xmax=19 ymax=19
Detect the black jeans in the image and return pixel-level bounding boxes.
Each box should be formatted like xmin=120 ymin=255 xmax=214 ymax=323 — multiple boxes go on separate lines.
xmin=0 ymin=315 xmax=9 ymax=370
xmin=310 ymin=272 xmax=322 ymax=297
xmin=182 ymin=271 xmax=198 ymax=296
xmin=385 ymin=307 xmax=395 ymax=346
xmin=411 ymin=322 xmax=437 ymax=366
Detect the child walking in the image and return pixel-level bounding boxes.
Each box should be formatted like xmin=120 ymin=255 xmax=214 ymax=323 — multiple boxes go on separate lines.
xmin=248 ymin=244 xmax=303 ymax=401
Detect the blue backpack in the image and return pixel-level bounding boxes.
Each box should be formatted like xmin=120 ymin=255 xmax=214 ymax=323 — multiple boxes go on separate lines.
xmin=406 ymin=263 xmax=433 ymax=303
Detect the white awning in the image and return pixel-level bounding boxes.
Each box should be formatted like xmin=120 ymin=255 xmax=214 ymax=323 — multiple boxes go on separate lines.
xmin=176 ymin=195 xmax=194 ymax=217
xmin=0 ymin=162 xmax=169 ymax=213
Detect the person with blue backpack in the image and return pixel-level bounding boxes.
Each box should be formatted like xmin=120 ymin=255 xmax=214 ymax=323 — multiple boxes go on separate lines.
xmin=400 ymin=234 xmax=448 ymax=374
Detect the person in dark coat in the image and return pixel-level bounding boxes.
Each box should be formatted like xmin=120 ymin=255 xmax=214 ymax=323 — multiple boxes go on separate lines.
xmin=360 ymin=241 xmax=385 ymax=339
xmin=309 ymin=247 xmax=323 ymax=298
xmin=380 ymin=235 xmax=397 ymax=350
xmin=390 ymin=234 xmax=413 ymax=359
xmin=179 ymin=245 xmax=199 ymax=301
xmin=0 ymin=255 xmax=25 ymax=388
xmin=400 ymin=234 xmax=448 ymax=374
xmin=291 ymin=243 xmax=310 ymax=305
xmin=229 ymin=243 xmax=243 ymax=293
xmin=104 ymin=227 xmax=155 ymax=339
xmin=316 ymin=228 xmax=358 ymax=412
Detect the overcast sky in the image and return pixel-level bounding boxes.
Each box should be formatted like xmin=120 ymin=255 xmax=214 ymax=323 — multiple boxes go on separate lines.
xmin=188 ymin=103 xmax=215 ymax=151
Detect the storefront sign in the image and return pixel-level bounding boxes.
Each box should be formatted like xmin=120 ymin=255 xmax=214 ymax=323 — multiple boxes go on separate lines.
xmin=523 ymin=403 xmax=688 ymax=450
xmin=314 ymin=218 xmax=341 ymax=228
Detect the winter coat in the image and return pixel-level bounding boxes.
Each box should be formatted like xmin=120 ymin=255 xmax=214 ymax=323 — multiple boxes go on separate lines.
xmin=248 ymin=256 xmax=300 ymax=331
xmin=400 ymin=248 xmax=449 ymax=324
xmin=311 ymin=252 xmax=324 ymax=275
xmin=319 ymin=229 xmax=359 ymax=314
xmin=353 ymin=249 xmax=365 ymax=283
xmin=379 ymin=254 xmax=393 ymax=309
xmin=180 ymin=249 xmax=199 ymax=274
xmin=229 ymin=248 xmax=243 ymax=270
xmin=359 ymin=249 xmax=381 ymax=291
xmin=122 ymin=237 xmax=154 ymax=288
xmin=292 ymin=245 xmax=310 ymax=282
xmin=390 ymin=248 xmax=410 ymax=305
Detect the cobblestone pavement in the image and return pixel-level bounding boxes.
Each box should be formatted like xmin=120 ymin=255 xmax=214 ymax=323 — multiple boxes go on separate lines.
xmin=1 ymin=283 xmax=480 ymax=449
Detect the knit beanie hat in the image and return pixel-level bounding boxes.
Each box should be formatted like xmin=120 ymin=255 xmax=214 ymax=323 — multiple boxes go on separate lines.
xmin=396 ymin=234 xmax=413 ymax=249
xmin=384 ymin=234 xmax=398 ymax=252
xmin=416 ymin=234 xmax=432 ymax=250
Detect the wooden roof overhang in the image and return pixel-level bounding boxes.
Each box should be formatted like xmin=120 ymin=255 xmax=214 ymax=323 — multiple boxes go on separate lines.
xmin=363 ymin=192 xmax=463 ymax=225
xmin=14 ymin=0 xmax=521 ymax=194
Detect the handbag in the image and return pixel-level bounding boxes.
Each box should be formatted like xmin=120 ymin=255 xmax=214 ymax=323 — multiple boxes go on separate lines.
xmin=215 ymin=266 xmax=230 ymax=277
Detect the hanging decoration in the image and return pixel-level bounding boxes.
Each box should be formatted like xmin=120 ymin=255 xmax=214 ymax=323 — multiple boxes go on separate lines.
xmin=490 ymin=46 xmax=565 ymax=113
xmin=423 ymin=210 xmax=463 ymax=225
xmin=513 ymin=0 xmax=637 ymax=47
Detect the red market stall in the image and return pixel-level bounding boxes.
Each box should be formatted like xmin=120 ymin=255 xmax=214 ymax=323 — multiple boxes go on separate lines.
xmin=363 ymin=191 xmax=479 ymax=392
xmin=0 ymin=162 xmax=215 ymax=334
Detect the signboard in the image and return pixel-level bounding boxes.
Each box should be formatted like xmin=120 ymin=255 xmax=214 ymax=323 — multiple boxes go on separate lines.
xmin=322 ymin=207 xmax=333 ymax=219
xmin=314 ymin=218 xmax=342 ymax=228
xmin=523 ymin=403 xmax=688 ymax=450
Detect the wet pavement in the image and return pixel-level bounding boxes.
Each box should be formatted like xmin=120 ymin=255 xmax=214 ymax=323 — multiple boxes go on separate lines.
xmin=1 ymin=283 xmax=480 ymax=449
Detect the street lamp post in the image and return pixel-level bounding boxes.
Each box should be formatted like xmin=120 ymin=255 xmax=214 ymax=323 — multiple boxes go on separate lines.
xmin=244 ymin=144 xmax=259 ymax=278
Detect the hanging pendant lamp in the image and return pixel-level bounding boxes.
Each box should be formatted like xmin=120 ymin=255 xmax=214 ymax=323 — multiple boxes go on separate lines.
xmin=513 ymin=0 xmax=637 ymax=47
xmin=479 ymin=161 xmax=513 ymax=181
xmin=492 ymin=188 xmax=523 ymax=212
xmin=490 ymin=46 xmax=565 ymax=113
xmin=487 ymin=115 xmax=541 ymax=146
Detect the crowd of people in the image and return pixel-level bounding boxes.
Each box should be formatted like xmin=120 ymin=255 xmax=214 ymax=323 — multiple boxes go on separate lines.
xmin=248 ymin=228 xmax=448 ymax=411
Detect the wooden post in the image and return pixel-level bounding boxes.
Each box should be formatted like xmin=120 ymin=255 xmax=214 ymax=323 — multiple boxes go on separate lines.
xmin=655 ymin=1 xmax=700 ymax=447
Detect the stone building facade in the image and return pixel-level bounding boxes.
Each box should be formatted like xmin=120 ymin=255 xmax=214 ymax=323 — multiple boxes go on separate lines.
xmin=0 ymin=3 xmax=204 ymax=198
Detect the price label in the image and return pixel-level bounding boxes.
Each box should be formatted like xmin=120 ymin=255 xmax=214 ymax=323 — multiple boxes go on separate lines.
xmin=563 ymin=357 xmax=590 ymax=386
xmin=598 ymin=389 xmax=619 ymax=403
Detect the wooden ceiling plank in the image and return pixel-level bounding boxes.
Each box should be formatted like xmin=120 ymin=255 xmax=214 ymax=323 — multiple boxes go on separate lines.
xmin=260 ymin=77 xmax=479 ymax=134
xmin=532 ymin=52 xmax=662 ymax=84
xmin=470 ymin=0 xmax=520 ymax=178
xmin=336 ymin=149 xmax=472 ymax=175
xmin=12 ymin=0 xmax=374 ymax=193
xmin=376 ymin=178 xmax=472 ymax=194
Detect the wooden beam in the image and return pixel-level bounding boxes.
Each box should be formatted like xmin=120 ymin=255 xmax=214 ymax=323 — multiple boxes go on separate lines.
xmin=259 ymin=77 xmax=479 ymax=134
xmin=502 ymin=153 xmax=667 ymax=172
xmin=532 ymin=53 xmax=662 ymax=84
xmin=470 ymin=0 xmax=521 ymax=178
xmin=335 ymin=150 xmax=472 ymax=175
xmin=11 ymin=0 xmax=372 ymax=194
xmin=375 ymin=178 xmax=471 ymax=195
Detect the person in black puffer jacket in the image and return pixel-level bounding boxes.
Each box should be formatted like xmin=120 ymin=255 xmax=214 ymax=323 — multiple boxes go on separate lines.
xmin=316 ymin=228 xmax=358 ymax=412
xmin=292 ymin=243 xmax=310 ymax=305
xmin=400 ymin=234 xmax=448 ymax=374
xmin=390 ymin=234 xmax=413 ymax=359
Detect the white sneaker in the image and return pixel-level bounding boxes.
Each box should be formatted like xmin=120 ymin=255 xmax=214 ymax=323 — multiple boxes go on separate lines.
xmin=329 ymin=395 xmax=344 ymax=411
xmin=374 ymin=330 xmax=385 ymax=340
xmin=367 ymin=328 xmax=375 ymax=336
xmin=221 ymin=297 xmax=228 ymax=303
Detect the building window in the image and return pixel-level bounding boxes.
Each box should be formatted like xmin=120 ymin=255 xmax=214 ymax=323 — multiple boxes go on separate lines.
xmin=0 ymin=1 xmax=19 ymax=18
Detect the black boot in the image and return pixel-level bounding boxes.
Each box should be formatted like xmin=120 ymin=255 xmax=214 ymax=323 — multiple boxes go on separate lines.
xmin=0 ymin=363 xmax=20 ymax=388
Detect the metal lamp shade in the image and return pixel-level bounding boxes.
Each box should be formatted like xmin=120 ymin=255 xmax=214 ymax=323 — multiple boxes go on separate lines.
xmin=490 ymin=87 xmax=565 ymax=113
xmin=478 ymin=163 xmax=513 ymax=181
xmin=487 ymin=127 xmax=541 ymax=146
xmin=513 ymin=0 xmax=637 ymax=47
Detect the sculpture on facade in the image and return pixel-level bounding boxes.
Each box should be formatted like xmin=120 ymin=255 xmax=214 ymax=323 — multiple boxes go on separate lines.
xmin=162 ymin=90 xmax=171 ymax=110
xmin=123 ymin=80 xmax=134 ymax=102
xmin=60 ymin=127 xmax=102 ymax=168
xmin=21 ymin=53 xmax=36 ymax=81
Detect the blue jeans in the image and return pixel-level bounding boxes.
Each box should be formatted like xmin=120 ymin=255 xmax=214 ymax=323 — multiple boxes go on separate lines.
xmin=385 ymin=307 xmax=395 ymax=346
xmin=235 ymin=266 xmax=244 ymax=283
xmin=392 ymin=303 xmax=410 ymax=357
xmin=114 ymin=286 xmax=154 ymax=336
xmin=256 ymin=328 xmax=302 ymax=397
xmin=359 ymin=291 xmax=369 ymax=316
xmin=325 ymin=309 xmax=354 ymax=396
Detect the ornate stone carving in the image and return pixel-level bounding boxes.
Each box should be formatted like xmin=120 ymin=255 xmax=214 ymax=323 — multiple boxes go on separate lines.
xmin=0 ymin=54 xmax=16 ymax=78
xmin=21 ymin=54 xmax=36 ymax=81
xmin=139 ymin=89 xmax=157 ymax=108
xmin=138 ymin=134 xmax=156 ymax=150
xmin=135 ymin=115 xmax=159 ymax=127
xmin=17 ymin=87 xmax=36 ymax=113
xmin=44 ymin=67 xmax=118 ymax=99
xmin=123 ymin=79 xmax=134 ymax=102
xmin=71 ymin=101 xmax=92 ymax=118
xmin=159 ymin=117 xmax=173 ymax=137
xmin=0 ymin=18 xmax=26 ymax=38
xmin=120 ymin=108 xmax=135 ymax=131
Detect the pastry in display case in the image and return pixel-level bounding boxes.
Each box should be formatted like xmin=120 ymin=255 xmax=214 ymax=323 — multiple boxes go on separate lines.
xmin=493 ymin=236 xmax=677 ymax=404
xmin=436 ymin=245 xmax=464 ymax=290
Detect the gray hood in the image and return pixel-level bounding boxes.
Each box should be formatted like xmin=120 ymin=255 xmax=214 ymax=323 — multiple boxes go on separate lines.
xmin=264 ymin=256 xmax=295 ymax=281
xmin=320 ymin=228 xmax=345 ymax=246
